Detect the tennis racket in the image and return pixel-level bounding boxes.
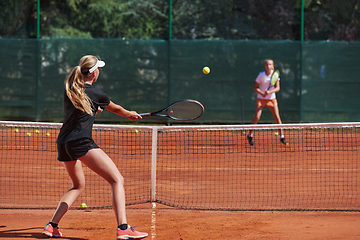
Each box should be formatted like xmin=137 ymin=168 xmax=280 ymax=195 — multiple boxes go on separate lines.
xmin=140 ymin=100 xmax=204 ymax=121
xmin=267 ymin=70 xmax=280 ymax=90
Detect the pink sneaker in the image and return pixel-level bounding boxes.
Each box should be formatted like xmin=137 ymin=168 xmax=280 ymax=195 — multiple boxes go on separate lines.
xmin=42 ymin=223 xmax=62 ymax=238
xmin=117 ymin=226 xmax=148 ymax=239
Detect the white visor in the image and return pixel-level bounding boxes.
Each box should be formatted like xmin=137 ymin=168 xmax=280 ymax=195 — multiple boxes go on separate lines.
xmin=89 ymin=59 xmax=105 ymax=73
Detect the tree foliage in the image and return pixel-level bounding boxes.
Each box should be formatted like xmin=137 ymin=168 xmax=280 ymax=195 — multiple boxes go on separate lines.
xmin=40 ymin=0 xmax=168 ymax=39
xmin=0 ymin=0 xmax=37 ymax=38
xmin=0 ymin=0 xmax=359 ymax=41
xmin=302 ymin=0 xmax=360 ymax=41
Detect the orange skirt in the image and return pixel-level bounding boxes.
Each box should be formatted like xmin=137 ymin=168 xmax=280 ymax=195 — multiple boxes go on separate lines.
xmin=256 ymin=98 xmax=278 ymax=108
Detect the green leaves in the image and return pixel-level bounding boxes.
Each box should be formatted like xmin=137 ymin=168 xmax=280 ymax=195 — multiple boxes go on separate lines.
xmin=40 ymin=0 xmax=167 ymax=39
xmin=1 ymin=0 xmax=359 ymax=41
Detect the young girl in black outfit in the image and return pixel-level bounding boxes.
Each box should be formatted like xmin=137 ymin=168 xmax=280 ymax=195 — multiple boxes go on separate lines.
xmin=43 ymin=55 xmax=148 ymax=239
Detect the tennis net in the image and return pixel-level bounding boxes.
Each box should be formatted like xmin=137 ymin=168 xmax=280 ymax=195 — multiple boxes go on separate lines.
xmin=0 ymin=121 xmax=359 ymax=211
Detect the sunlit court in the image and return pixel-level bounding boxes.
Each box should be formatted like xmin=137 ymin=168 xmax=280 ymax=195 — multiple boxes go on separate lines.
xmin=1 ymin=122 xmax=360 ymax=239
xmin=1 ymin=0 xmax=360 ymax=239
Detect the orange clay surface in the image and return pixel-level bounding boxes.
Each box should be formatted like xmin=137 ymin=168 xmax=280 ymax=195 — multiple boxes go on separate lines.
xmin=1 ymin=204 xmax=360 ymax=240
xmin=1 ymin=126 xmax=360 ymax=239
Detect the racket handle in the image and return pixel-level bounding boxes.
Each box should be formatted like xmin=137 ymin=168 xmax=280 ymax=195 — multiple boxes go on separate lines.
xmin=139 ymin=113 xmax=151 ymax=118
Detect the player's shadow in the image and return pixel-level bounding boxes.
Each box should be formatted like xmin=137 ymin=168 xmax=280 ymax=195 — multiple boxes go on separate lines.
xmin=0 ymin=226 xmax=86 ymax=239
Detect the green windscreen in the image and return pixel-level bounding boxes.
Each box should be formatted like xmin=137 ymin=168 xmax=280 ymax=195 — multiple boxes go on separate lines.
xmin=0 ymin=39 xmax=359 ymax=123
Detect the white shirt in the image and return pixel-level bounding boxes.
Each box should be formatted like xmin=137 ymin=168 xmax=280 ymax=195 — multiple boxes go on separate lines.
xmin=255 ymin=71 xmax=279 ymax=100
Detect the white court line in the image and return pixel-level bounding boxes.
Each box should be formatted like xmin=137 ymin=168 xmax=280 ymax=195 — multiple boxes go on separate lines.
xmin=165 ymin=167 xmax=358 ymax=172
xmin=151 ymin=202 xmax=156 ymax=240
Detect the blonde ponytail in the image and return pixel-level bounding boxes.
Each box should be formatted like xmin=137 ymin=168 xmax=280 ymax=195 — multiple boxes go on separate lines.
xmin=65 ymin=55 xmax=98 ymax=115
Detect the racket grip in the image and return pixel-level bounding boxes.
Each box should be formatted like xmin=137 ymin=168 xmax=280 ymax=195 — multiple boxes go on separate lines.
xmin=139 ymin=113 xmax=151 ymax=118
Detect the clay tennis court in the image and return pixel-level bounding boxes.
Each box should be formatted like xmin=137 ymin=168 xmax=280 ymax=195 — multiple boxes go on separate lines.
xmin=1 ymin=205 xmax=360 ymax=239
xmin=1 ymin=122 xmax=359 ymax=239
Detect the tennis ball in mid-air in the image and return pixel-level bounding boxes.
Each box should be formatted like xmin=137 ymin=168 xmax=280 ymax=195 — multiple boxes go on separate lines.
xmin=46 ymin=132 xmax=50 ymax=136
xmin=27 ymin=132 xmax=31 ymax=136
xmin=274 ymin=132 xmax=279 ymax=136
xmin=203 ymin=66 xmax=210 ymax=74
xmin=14 ymin=128 xmax=19 ymax=133
xmin=35 ymin=130 xmax=40 ymax=134
xmin=135 ymin=130 xmax=139 ymax=134
xmin=80 ymin=203 xmax=87 ymax=209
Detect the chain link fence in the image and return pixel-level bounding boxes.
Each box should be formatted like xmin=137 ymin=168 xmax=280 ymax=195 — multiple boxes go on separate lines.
xmin=1 ymin=0 xmax=360 ymax=123
xmin=1 ymin=0 xmax=360 ymax=41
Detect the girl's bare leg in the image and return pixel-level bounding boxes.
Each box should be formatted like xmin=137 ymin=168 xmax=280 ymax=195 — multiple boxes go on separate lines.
xmin=50 ymin=160 xmax=86 ymax=224
xmin=270 ymin=105 xmax=284 ymax=136
xmin=79 ymin=148 xmax=127 ymax=225
xmin=249 ymin=105 xmax=263 ymax=135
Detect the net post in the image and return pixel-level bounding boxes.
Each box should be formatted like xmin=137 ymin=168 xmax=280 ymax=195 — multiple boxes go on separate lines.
xmin=150 ymin=127 xmax=158 ymax=202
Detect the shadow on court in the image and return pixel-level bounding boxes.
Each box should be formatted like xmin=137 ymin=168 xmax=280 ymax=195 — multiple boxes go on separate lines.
xmin=0 ymin=225 xmax=86 ymax=239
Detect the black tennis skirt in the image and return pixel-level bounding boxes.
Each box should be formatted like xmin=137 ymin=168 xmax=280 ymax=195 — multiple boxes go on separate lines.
xmin=57 ymin=138 xmax=99 ymax=162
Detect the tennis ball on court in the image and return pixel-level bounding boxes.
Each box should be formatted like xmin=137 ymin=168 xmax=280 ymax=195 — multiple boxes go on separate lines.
xmin=35 ymin=130 xmax=40 ymax=134
xmin=80 ymin=203 xmax=87 ymax=209
xmin=203 ymin=66 xmax=210 ymax=74
xmin=274 ymin=132 xmax=279 ymax=136
xmin=135 ymin=130 xmax=139 ymax=134
xmin=46 ymin=132 xmax=50 ymax=136
xmin=27 ymin=132 xmax=31 ymax=136
xmin=14 ymin=128 xmax=19 ymax=133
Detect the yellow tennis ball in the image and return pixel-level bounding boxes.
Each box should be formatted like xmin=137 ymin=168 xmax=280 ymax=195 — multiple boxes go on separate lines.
xmin=14 ymin=128 xmax=19 ymax=133
xmin=135 ymin=130 xmax=139 ymax=134
xmin=274 ymin=132 xmax=279 ymax=136
xmin=27 ymin=132 xmax=31 ymax=136
xmin=35 ymin=130 xmax=40 ymax=134
xmin=203 ymin=66 xmax=210 ymax=74
xmin=80 ymin=203 xmax=87 ymax=209
xmin=46 ymin=132 xmax=50 ymax=136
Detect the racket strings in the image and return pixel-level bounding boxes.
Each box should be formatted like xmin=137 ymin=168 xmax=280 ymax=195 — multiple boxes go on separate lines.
xmin=270 ymin=71 xmax=279 ymax=86
xmin=168 ymin=102 xmax=203 ymax=120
